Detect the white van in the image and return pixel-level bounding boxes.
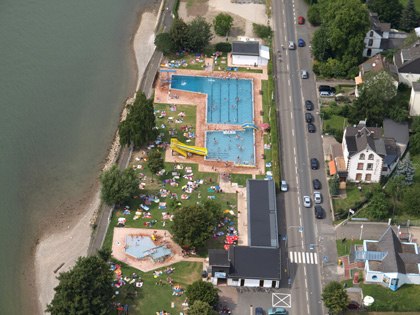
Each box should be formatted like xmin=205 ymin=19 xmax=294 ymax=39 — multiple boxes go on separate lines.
xmin=320 ymin=91 xmax=332 ymax=97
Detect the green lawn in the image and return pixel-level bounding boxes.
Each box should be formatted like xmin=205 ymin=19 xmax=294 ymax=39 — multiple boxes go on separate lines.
xmin=342 ymin=281 xmax=420 ymax=312
xmin=111 ymin=260 xmax=202 ymax=314
xmin=333 ymin=183 xmax=376 ymax=219
xmin=230 ymin=173 xmax=252 ymax=187
xmin=324 ymin=115 xmax=347 ymax=132
xmin=336 ymin=239 xmax=363 ymax=257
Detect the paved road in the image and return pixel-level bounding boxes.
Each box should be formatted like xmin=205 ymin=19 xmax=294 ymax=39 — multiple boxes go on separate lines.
xmin=272 ymin=0 xmax=339 ymax=314
xmin=88 ymin=0 xmax=175 ymax=255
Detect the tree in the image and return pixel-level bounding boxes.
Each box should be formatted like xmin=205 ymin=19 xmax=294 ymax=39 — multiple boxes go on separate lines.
xmin=307 ymin=4 xmax=321 ymax=26
xmin=365 ymin=190 xmax=391 ymax=220
xmin=395 ymin=154 xmax=415 ymax=185
xmin=147 ymin=148 xmax=164 ymax=175
xmin=154 ymin=32 xmax=174 ymax=55
xmin=118 ymin=92 xmax=157 ymax=148
xmin=311 ymin=0 xmax=369 ymax=77
xmin=46 ymin=252 xmax=113 ymax=314
xmin=402 ymin=186 xmax=420 ymax=215
xmin=321 ymin=281 xmax=349 ymax=315
xmin=172 ymin=201 xmax=222 ymax=248
xmin=410 ymin=117 xmax=420 ymax=155
xmin=100 ymin=165 xmax=139 ymax=205
xmin=170 ymin=18 xmax=188 ymax=52
xmin=213 ymin=13 xmax=233 ymax=37
xmin=186 ymin=17 xmax=213 ymax=52
xmin=367 ymin=0 xmax=403 ymax=27
xmin=188 ymin=300 xmax=216 ymax=315
xmin=329 ymin=175 xmax=340 ymax=196
xmin=400 ymin=0 xmax=419 ymax=32
xmin=186 ymin=280 xmax=219 ymax=308
xmin=252 ymin=23 xmax=272 ymax=40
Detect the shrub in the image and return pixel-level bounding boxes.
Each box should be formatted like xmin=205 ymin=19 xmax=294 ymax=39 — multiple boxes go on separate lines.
xmin=252 ymin=23 xmax=272 ymax=39
xmin=215 ymin=42 xmax=232 ymax=53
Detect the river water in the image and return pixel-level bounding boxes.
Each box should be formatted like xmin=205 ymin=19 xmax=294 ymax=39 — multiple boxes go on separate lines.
xmin=0 ymin=0 xmax=154 ymax=313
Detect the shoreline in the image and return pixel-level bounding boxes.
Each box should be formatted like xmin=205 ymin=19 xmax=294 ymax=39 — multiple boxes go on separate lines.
xmin=33 ymin=6 xmax=159 ymax=314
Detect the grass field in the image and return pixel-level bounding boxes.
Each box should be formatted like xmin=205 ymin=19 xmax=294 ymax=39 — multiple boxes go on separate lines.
xmin=336 ymin=239 xmax=363 ymax=257
xmin=112 ymin=260 xmax=202 ymax=314
xmin=400 ymin=0 xmax=420 ymax=10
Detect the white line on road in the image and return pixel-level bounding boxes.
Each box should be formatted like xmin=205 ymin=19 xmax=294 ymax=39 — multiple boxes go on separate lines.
xmin=289 ymin=95 xmax=292 ymax=102
xmin=314 ymin=253 xmax=318 ymax=265
xmin=294 ymin=251 xmax=298 ymax=263
xmin=290 ymin=112 xmax=293 ymax=119
xmin=294 ymin=156 xmax=297 ymax=165
xmin=297 ymin=252 xmax=301 ymax=264
xmin=302 ymin=252 xmax=306 ymax=264
xmin=304 ymin=278 xmax=308 ymax=289
xmin=291 ymin=128 xmax=294 ymax=137
xmin=288 ymin=79 xmax=291 ymax=87
xmin=306 ymin=252 xmax=310 ymax=264
xmin=293 ymin=147 xmax=296 ymax=155
xmin=310 ymin=253 xmax=314 ymax=264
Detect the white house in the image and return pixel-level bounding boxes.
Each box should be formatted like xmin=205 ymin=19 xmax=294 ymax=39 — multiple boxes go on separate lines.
xmin=363 ymin=12 xmax=407 ymax=58
xmin=342 ymin=120 xmax=408 ymax=182
xmin=409 ymin=82 xmax=420 ymax=116
xmin=231 ymin=41 xmax=270 ymax=66
xmin=208 ymin=180 xmax=281 ymax=288
xmin=358 ymin=227 xmax=420 ymax=291
xmin=394 ymin=41 xmax=420 ymax=87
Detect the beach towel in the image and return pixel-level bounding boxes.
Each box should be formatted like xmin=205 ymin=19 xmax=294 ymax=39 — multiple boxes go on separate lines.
xmin=207 ymin=196 xmax=216 ymax=200
xmin=140 ymin=204 xmax=150 ymax=211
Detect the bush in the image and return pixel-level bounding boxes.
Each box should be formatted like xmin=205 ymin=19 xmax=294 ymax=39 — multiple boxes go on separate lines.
xmin=252 ymin=23 xmax=272 ymax=39
xmin=215 ymin=42 xmax=232 ymax=53
xmin=308 ymin=5 xmax=321 ymax=26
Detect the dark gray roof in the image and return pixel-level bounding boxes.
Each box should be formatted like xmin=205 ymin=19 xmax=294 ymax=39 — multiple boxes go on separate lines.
xmin=247 ymin=180 xmax=278 ymax=248
xmin=345 ymin=122 xmax=383 ymax=156
xmin=413 ymin=82 xmax=420 ymax=92
xmin=232 ymin=41 xmax=260 ymax=56
xmin=379 ymin=36 xmax=406 ymax=51
xmin=367 ymin=227 xmax=420 ymax=274
xmin=209 ymin=249 xmax=229 ymax=267
xmin=383 ymin=119 xmax=409 ymax=147
xmin=394 ymin=44 xmax=420 ymax=74
xmin=228 ymin=246 xmax=281 ymax=280
xmin=369 ymin=12 xmax=391 ymax=34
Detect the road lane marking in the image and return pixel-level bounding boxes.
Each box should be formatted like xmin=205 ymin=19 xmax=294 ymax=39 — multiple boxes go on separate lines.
xmin=289 ymin=95 xmax=292 ymax=102
xmin=272 ymin=293 xmax=291 ymax=308
xmin=290 ymin=252 xmax=319 ymax=264
xmin=291 ymin=128 xmax=294 ymax=136
xmin=290 ymin=112 xmax=293 ymax=119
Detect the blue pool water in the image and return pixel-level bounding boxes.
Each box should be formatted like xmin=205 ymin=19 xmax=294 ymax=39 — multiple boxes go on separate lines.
xmin=171 ymin=75 xmax=253 ymax=124
xmin=206 ymin=129 xmax=255 ymax=165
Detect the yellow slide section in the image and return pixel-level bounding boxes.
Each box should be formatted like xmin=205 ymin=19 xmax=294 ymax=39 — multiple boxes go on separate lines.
xmin=170 ymin=138 xmax=208 ymax=157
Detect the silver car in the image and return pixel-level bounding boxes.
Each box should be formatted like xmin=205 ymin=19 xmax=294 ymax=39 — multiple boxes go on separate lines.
xmin=281 ymin=180 xmax=288 ymax=192
xmin=301 ymin=70 xmax=309 ymax=79
xmin=314 ymin=191 xmax=322 ymax=204
xmin=288 ymin=41 xmax=296 ymax=50
xmin=303 ymin=196 xmax=311 ymax=208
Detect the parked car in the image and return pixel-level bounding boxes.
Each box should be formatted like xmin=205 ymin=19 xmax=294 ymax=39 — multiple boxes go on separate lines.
xmin=288 ymin=41 xmax=296 ymax=50
xmin=301 ymin=69 xmax=309 ymax=79
xmin=268 ymin=307 xmax=288 ymax=315
xmin=281 ymin=180 xmax=288 ymax=192
xmin=298 ymin=16 xmax=305 ymax=25
xmin=314 ymin=205 xmax=324 ymax=219
xmin=298 ymin=38 xmax=305 ymax=47
xmin=312 ymin=179 xmax=322 ymax=190
xmin=255 ymin=307 xmax=265 ymax=315
xmin=303 ymin=195 xmax=311 ymax=208
xmin=307 ymin=123 xmax=316 ymax=133
xmin=314 ymin=191 xmax=322 ymax=204
xmin=305 ymin=100 xmax=314 ymax=111
xmin=305 ymin=112 xmax=314 ymax=123
xmin=311 ymin=158 xmax=319 ymax=170
xmin=319 ymin=85 xmax=336 ymax=96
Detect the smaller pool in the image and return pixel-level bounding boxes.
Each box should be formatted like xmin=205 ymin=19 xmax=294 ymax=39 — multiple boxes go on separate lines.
xmin=206 ymin=129 xmax=255 ymax=165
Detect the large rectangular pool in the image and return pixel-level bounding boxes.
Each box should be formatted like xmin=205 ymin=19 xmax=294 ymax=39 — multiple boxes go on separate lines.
xmin=171 ymin=75 xmax=253 ymax=125
xmin=206 ymin=129 xmax=255 ymax=165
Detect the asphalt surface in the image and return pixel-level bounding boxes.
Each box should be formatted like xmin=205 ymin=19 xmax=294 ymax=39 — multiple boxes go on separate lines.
xmin=88 ymin=0 xmax=175 ymax=255
xmin=272 ymin=0 xmax=339 ymax=314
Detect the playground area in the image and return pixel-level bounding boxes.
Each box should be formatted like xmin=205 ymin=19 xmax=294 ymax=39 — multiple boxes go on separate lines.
xmin=154 ymin=68 xmax=267 ymax=176
xmin=112 ymin=228 xmax=203 ymax=272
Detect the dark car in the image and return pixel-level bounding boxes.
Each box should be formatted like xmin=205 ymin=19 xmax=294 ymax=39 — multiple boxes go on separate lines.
xmin=255 ymin=307 xmax=265 ymax=315
xmin=314 ymin=205 xmax=324 ymax=219
xmin=319 ymin=85 xmax=336 ymax=94
xmin=298 ymin=38 xmax=305 ymax=47
xmin=305 ymin=100 xmax=314 ymax=111
xmin=311 ymin=158 xmax=319 ymax=170
xmin=307 ymin=123 xmax=316 ymax=133
xmin=305 ymin=112 xmax=314 ymax=123
xmin=313 ymin=179 xmax=322 ymax=190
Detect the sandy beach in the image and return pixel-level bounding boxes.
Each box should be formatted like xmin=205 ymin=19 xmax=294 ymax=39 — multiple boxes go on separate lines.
xmin=34 ymin=8 xmax=159 ymax=314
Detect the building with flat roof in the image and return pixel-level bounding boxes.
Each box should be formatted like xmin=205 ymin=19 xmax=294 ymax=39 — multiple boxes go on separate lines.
xmin=231 ymin=41 xmax=270 ymax=66
xmin=208 ymin=180 xmax=281 ymax=288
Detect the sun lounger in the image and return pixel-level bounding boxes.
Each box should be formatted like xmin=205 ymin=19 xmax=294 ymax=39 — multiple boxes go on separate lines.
xmin=140 ymin=204 xmax=150 ymax=211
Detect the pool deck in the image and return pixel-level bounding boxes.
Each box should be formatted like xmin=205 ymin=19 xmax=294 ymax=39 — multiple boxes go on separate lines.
xmin=155 ymin=68 xmax=267 ymax=176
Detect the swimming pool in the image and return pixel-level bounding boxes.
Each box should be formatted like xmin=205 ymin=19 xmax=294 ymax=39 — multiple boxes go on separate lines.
xmin=171 ymin=75 xmax=253 ymax=124
xmin=206 ymin=129 xmax=255 ymax=165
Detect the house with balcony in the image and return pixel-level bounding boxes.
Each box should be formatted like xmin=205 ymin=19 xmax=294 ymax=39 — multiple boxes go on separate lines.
xmin=363 ymin=12 xmax=407 ymax=58
xmin=342 ymin=120 xmax=408 ymax=183
xmin=357 ymin=227 xmax=420 ymax=291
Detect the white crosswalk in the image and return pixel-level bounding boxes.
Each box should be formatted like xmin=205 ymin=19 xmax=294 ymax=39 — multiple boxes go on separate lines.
xmin=289 ymin=251 xmax=318 ymax=264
